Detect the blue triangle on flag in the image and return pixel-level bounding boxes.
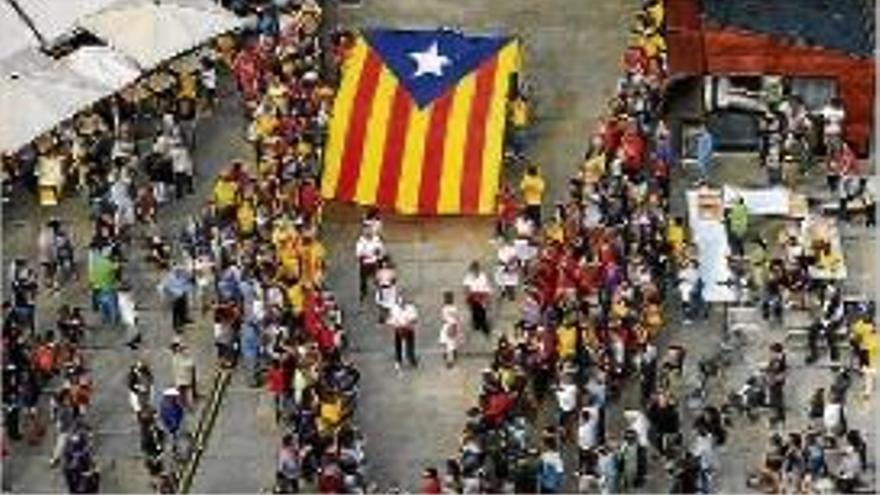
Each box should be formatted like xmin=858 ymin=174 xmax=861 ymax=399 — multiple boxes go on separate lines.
xmin=363 ymin=29 xmax=510 ymax=108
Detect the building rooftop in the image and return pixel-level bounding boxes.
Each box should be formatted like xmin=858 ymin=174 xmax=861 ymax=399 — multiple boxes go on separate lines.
xmin=701 ymin=0 xmax=875 ymax=57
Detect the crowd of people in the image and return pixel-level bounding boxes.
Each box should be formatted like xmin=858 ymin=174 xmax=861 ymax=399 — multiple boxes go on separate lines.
xmin=410 ymin=1 xmax=717 ymax=492
xmin=213 ymin=3 xmax=370 ymax=493
xmin=2 ymin=29 xmax=227 ymax=493
xmin=2 ymin=1 xmax=247 ymax=491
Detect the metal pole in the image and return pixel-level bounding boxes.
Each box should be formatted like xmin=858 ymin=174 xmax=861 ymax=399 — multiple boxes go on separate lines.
xmin=5 ymin=0 xmax=47 ymax=50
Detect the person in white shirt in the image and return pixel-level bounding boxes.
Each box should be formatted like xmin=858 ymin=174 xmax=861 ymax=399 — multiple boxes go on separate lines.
xmin=355 ymin=228 xmax=385 ymax=302
xmin=819 ymin=97 xmax=845 ymax=153
xmin=678 ymin=259 xmax=700 ymax=324
xmin=170 ymin=140 xmax=195 ymax=199
xmin=495 ymin=237 xmax=520 ymax=301
xmin=462 ymin=261 xmax=492 ymax=335
xmin=388 ymin=296 xmax=418 ymax=370
xmin=555 ymin=373 xmax=578 ymax=430
xmin=374 ymin=257 xmax=398 ymax=323
xmin=118 ymin=282 xmax=140 ymax=349
xmin=438 ymin=291 xmax=462 ymax=368
xmin=578 ymin=406 xmax=599 ymax=455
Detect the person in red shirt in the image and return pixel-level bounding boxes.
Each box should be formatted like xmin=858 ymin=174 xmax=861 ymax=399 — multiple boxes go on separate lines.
xmin=298 ymin=177 xmax=322 ymax=222
xmin=620 ymin=122 xmax=646 ymax=176
xmin=496 ymin=185 xmax=519 ymax=239
xmin=599 ymin=117 xmax=623 ymax=155
xmin=421 ymin=468 xmax=442 ymax=494
xmin=232 ymin=46 xmax=260 ymax=105
xmin=623 ymin=45 xmax=648 ymax=75
xmin=265 ymin=359 xmax=287 ymax=424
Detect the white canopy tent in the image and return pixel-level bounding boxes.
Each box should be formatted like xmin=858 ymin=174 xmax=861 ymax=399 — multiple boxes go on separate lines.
xmin=78 ymin=0 xmax=243 ymax=69
xmin=0 ymin=70 xmax=108 ymax=152
xmin=14 ymin=0 xmax=120 ymax=44
xmin=0 ymin=1 xmax=42 ymax=61
xmin=62 ymin=45 xmax=141 ymax=89
xmin=1 ymin=0 xmax=244 ymax=153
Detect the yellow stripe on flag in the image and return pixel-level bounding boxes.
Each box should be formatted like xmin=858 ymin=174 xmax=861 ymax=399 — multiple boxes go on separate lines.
xmin=437 ymin=71 xmax=477 ymax=214
xmin=321 ymin=38 xmax=369 ymax=199
xmin=395 ymin=104 xmax=431 ymax=214
xmin=354 ymin=67 xmax=397 ymax=205
xmin=478 ymin=41 xmax=519 ymax=214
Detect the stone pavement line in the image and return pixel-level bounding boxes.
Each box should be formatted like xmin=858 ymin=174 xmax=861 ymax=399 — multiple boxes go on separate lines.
xmin=178 ymin=369 xmax=231 ymax=493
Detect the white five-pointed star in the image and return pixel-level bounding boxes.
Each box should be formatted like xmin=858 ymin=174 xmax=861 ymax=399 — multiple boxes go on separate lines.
xmin=409 ymin=42 xmax=451 ymax=78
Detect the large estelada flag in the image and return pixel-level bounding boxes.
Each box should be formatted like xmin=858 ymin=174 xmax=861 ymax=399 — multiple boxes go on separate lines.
xmin=321 ymin=29 xmax=520 ymax=215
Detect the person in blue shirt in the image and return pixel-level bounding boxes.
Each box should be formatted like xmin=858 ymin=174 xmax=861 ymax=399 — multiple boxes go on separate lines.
xmin=695 ymin=124 xmax=714 ymax=180
xmin=159 ymin=266 xmax=193 ymax=332
xmin=159 ymin=389 xmax=185 ymax=456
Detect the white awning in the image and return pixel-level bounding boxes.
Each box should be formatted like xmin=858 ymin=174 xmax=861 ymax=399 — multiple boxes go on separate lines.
xmin=0 ymin=1 xmax=41 ymax=61
xmin=15 ymin=0 xmax=120 ymax=43
xmin=63 ymin=45 xmax=141 ymax=90
xmin=0 ymin=70 xmax=107 ymax=153
xmin=78 ymin=0 xmax=243 ymax=69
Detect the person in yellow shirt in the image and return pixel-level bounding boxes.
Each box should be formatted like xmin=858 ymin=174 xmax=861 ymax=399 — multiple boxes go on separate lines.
xmin=851 ymin=314 xmax=877 ymax=398
xmin=520 ymin=165 xmax=545 ymax=227
xmin=509 ymin=97 xmax=529 ymax=129
xmin=557 ymin=323 xmax=577 ymax=361
xmin=666 ymin=216 xmax=686 ymax=261
xmin=644 ymin=302 xmax=664 ymax=336
xmin=301 ymin=236 xmax=326 ymax=287
xmin=318 ymin=393 xmax=343 ymax=433
xmin=581 ymin=150 xmax=606 ymax=185
xmin=645 ymin=0 xmax=664 ymax=29
xmin=213 ymin=174 xmax=238 ymax=216
xmin=508 ymin=95 xmax=529 ymax=157
xmin=253 ymin=110 xmax=279 ymax=142
xmin=177 ymin=70 xmax=198 ymax=100
xmin=544 ymin=219 xmax=565 ymax=245
xmin=236 ymin=198 xmax=256 ymax=236
xmin=286 ymin=279 xmax=305 ymax=316
xmin=277 ymin=238 xmax=302 ymax=281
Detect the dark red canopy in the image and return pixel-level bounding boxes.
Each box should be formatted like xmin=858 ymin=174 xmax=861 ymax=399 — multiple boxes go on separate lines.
xmin=665 ymin=0 xmax=875 ymax=154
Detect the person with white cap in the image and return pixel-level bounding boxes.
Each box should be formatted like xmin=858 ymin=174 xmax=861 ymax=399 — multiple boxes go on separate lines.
xmin=158 ymin=387 xmax=185 ymax=457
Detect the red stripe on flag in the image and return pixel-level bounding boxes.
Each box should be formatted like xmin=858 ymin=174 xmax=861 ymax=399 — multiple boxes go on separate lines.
xmin=459 ymin=56 xmax=499 ymax=214
xmin=417 ymin=92 xmax=454 ymax=214
xmin=335 ymin=50 xmax=383 ymax=202
xmin=375 ymin=86 xmax=412 ymax=211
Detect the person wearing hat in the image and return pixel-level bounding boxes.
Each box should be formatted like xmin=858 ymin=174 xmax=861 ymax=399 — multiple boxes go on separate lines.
xmin=170 ymin=339 xmax=197 ymax=409
xmin=158 ymin=388 xmax=185 ymax=457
